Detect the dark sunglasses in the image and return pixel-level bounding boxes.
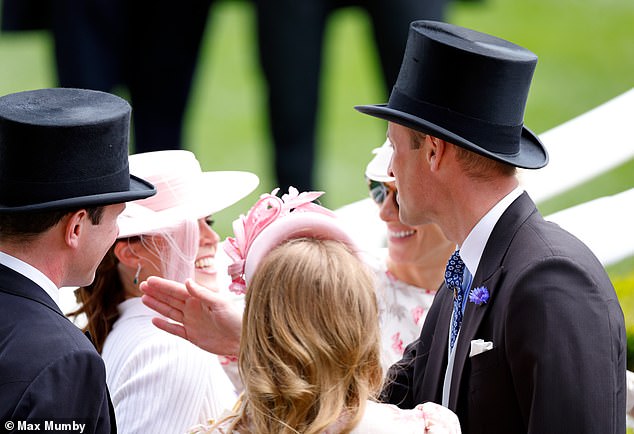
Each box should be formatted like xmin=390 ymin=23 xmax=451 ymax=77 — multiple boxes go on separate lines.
xmin=368 ymin=179 xmax=398 ymax=206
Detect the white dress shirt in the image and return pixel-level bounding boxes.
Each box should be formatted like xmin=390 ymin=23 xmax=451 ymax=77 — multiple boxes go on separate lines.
xmin=442 ymin=185 xmax=524 ymax=406
xmin=0 ymin=250 xmax=60 ymax=308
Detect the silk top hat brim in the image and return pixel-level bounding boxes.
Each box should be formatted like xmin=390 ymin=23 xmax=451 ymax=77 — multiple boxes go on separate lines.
xmin=0 ymin=88 xmax=156 ymax=212
xmin=355 ymin=21 xmax=548 ymax=169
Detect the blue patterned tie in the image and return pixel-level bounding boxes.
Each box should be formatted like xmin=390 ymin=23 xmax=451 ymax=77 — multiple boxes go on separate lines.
xmin=445 ymin=250 xmax=466 ymax=351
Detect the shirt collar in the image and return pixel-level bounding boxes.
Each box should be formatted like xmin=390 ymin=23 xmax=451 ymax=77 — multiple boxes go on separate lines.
xmin=460 ymin=185 xmax=524 ymax=277
xmin=0 ymin=250 xmax=60 ymax=308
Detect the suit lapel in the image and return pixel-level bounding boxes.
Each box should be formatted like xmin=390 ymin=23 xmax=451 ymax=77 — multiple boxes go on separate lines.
xmin=449 ymin=266 xmax=504 ymax=408
xmin=448 ymin=192 xmax=539 ymax=409
xmin=0 ymin=262 xmax=65 ymax=318
xmin=418 ymin=286 xmax=454 ymax=403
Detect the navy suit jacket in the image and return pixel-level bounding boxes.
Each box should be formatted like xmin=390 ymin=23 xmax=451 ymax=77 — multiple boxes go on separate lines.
xmin=383 ymin=193 xmax=626 ymax=433
xmin=0 ymin=264 xmax=116 ymax=433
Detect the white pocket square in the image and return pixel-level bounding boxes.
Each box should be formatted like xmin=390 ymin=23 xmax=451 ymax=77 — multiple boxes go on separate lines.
xmin=470 ymin=339 xmax=494 ymax=357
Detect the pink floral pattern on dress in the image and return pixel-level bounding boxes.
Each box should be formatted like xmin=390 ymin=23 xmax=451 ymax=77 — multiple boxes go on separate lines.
xmin=412 ymin=306 xmax=426 ymax=326
xmin=218 ymin=355 xmax=238 ymax=366
xmin=391 ymin=332 xmax=404 ymax=354
xmin=366 ymin=248 xmax=438 ymax=371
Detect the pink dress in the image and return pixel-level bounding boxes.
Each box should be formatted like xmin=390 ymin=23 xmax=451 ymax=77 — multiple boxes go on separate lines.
xmin=189 ymin=400 xmax=461 ymax=434
xmin=330 ymin=400 xmax=461 ymax=434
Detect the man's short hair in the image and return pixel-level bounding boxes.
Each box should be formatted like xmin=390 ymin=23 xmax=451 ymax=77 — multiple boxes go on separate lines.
xmin=410 ymin=129 xmax=428 ymax=150
xmin=409 ymin=129 xmax=516 ymax=179
xmin=0 ymin=206 xmax=105 ymax=241
xmin=453 ymin=145 xmax=516 ymax=179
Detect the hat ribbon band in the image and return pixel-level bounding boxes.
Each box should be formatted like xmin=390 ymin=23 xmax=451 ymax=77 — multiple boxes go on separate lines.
xmin=389 ymin=89 xmax=522 ymax=155
xmin=0 ymin=166 xmax=130 ymax=206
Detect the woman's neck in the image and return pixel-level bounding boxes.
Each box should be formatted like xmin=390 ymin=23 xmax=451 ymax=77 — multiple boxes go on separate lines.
xmin=117 ymin=262 xmax=143 ymax=299
xmin=386 ymin=241 xmax=455 ymax=290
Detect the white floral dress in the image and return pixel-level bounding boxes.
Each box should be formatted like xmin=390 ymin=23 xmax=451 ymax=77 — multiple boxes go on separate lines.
xmin=364 ymin=248 xmax=438 ymax=372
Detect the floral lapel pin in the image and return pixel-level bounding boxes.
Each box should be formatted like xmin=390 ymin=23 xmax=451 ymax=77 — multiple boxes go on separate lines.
xmin=468 ymin=286 xmax=490 ymax=305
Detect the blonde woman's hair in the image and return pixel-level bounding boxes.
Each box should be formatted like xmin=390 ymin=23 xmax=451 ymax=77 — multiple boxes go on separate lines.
xmin=225 ymin=238 xmax=383 ymax=433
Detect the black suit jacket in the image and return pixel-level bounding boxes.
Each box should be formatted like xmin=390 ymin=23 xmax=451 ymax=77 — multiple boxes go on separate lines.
xmin=0 ymin=264 xmax=116 ymax=433
xmin=383 ymin=193 xmax=626 ymax=433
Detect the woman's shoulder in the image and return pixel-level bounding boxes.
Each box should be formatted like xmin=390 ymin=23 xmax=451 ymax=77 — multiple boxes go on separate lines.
xmin=350 ymin=400 xmax=461 ymax=434
xmin=350 ymin=400 xmax=425 ymax=433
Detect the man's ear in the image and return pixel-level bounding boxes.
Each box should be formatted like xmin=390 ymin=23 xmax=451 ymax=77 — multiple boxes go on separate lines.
xmin=64 ymin=209 xmax=87 ymax=249
xmin=427 ymin=136 xmax=447 ymax=171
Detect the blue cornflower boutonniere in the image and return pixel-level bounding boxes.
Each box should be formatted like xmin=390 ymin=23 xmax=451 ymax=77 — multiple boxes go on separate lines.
xmin=469 ymin=286 xmax=489 ymax=305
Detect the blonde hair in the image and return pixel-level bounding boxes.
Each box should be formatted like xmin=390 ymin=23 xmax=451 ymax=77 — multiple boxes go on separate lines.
xmin=226 ymin=238 xmax=383 ymax=433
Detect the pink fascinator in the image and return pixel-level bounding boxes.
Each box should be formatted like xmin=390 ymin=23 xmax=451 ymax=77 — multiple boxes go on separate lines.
xmin=223 ymin=187 xmax=360 ymax=294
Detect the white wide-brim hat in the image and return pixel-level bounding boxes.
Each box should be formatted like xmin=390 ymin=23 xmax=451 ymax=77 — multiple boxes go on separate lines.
xmin=365 ymin=138 xmax=395 ymax=183
xmin=118 ymin=150 xmax=259 ymax=238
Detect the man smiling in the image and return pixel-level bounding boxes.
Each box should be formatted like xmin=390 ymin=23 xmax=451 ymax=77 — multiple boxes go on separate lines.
xmin=356 ymin=20 xmax=626 ymax=434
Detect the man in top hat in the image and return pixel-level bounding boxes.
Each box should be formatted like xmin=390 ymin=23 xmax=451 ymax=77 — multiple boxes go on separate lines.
xmin=0 ymin=88 xmax=156 ymax=433
xmin=356 ymin=21 xmax=626 ymax=433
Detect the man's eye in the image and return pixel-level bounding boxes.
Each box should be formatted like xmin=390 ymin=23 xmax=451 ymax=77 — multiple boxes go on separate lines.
xmin=205 ymin=217 xmax=215 ymax=227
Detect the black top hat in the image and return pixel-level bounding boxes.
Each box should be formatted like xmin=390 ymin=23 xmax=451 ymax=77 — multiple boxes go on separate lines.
xmin=355 ymin=21 xmax=548 ymax=169
xmin=0 ymin=88 xmax=156 ymax=212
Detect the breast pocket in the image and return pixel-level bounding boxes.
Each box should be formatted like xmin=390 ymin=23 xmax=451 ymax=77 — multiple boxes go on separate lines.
xmin=467 ymin=346 xmax=522 ymax=433
xmin=469 ymin=345 xmax=500 ymax=376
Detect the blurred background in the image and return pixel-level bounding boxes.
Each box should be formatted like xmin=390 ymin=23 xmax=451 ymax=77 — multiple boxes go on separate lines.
xmin=1 ymin=0 xmax=633 ymax=329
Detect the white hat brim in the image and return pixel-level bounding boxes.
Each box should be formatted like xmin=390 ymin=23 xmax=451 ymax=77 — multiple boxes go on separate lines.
xmin=365 ymin=139 xmax=395 ymax=183
xmin=118 ymin=171 xmax=259 ymax=239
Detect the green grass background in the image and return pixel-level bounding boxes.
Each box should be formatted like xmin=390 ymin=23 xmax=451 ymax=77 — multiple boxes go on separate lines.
xmin=1 ymin=0 xmax=634 ymax=426
xmin=2 ymin=0 xmax=633 ymax=232
xmin=1 ymin=0 xmax=634 ymax=310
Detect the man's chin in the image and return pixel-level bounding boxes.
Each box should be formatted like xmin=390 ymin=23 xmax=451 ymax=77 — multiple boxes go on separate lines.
xmin=64 ymin=274 xmax=95 ymax=289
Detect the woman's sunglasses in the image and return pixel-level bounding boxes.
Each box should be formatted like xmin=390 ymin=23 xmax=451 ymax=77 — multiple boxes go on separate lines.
xmin=368 ymin=179 xmax=398 ymax=206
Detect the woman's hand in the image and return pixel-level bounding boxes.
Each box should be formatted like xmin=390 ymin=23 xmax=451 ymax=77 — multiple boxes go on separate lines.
xmin=141 ymin=276 xmax=242 ymax=357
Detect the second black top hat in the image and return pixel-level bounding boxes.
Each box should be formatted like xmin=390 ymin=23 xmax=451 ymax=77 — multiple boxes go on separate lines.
xmin=356 ymin=20 xmax=548 ymax=169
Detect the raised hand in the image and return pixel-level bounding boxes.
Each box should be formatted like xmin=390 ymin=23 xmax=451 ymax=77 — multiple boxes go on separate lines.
xmin=141 ymin=276 xmax=242 ymax=357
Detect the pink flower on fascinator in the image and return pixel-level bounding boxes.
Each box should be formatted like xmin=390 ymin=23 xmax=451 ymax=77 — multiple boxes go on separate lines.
xmin=223 ymin=187 xmax=335 ymax=294
xmin=279 ymin=187 xmax=328 ymax=213
xmin=224 ymin=193 xmax=283 ymax=294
